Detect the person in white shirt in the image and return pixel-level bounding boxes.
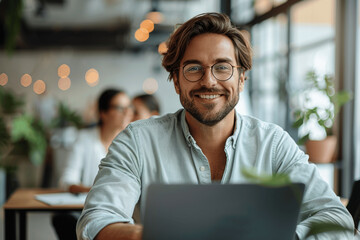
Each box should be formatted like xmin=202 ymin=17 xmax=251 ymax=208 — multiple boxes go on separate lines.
xmin=52 ymin=88 xmax=133 ymax=240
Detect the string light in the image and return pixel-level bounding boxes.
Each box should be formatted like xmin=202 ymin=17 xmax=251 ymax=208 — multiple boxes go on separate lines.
xmin=146 ymin=11 xmax=164 ymax=24
xmin=135 ymin=28 xmax=149 ymax=42
xmin=58 ymin=64 xmax=70 ymax=78
xmin=21 ymin=74 xmax=32 ymax=87
xmin=0 ymin=73 xmax=8 ymax=86
xmin=158 ymin=42 xmax=168 ymax=54
xmin=58 ymin=77 xmax=71 ymax=91
xmin=33 ymin=80 xmax=46 ymax=95
xmin=85 ymin=68 xmax=99 ymax=87
xmin=143 ymin=78 xmax=159 ymax=94
xmin=140 ymin=19 xmax=155 ymax=33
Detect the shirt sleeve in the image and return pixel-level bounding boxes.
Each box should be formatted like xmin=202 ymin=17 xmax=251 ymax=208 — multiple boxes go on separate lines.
xmin=273 ymin=128 xmax=354 ymax=240
xmin=59 ymin=132 xmax=86 ymax=190
xmin=76 ymin=126 xmax=142 ymax=240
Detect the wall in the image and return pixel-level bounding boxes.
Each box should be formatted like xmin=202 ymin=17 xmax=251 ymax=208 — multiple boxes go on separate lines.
xmin=0 ymin=49 xmax=182 ymax=120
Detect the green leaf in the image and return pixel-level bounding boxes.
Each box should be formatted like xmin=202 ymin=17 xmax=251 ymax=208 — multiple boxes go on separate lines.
xmin=305 ymin=222 xmax=354 ymax=237
xmin=241 ymin=168 xmax=291 ymax=187
xmin=0 ymin=87 xmax=24 ymax=114
xmin=298 ymin=134 xmax=310 ymax=145
xmin=10 ymin=115 xmax=47 ymax=165
xmin=0 ymin=117 xmax=10 ymax=149
xmin=292 ymin=117 xmax=304 ymax=128
xmin=52 ymin=102 xmax=83 ymax=128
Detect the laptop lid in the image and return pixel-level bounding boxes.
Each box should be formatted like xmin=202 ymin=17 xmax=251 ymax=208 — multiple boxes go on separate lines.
xmin=143 ymin=183 xmax=305 ymax=240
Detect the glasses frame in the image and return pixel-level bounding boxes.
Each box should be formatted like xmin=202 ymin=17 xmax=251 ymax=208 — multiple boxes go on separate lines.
xmin=109 ymin=105 xmax=133 ymax=113
xmin=182 ymin=62 xmax=243 ymax=82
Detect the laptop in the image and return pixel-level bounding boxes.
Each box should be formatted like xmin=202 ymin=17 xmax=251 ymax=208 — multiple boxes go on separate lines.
xmin=142 ymin=183 xmax=305 ymax=240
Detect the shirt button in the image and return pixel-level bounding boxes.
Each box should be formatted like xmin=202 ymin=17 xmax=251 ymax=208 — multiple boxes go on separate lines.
xmin=200 ymin=166 xmax=206 ymax=171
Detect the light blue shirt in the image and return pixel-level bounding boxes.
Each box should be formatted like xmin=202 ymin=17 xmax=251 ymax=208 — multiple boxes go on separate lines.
xmin=77 ymin=109 xmax=354 ymax=240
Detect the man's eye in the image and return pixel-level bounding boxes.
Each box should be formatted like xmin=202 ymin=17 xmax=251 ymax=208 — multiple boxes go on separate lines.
xmin=214 ymin=64 xmax=231 ymax=71
xmin=185 ymin=65 xmax=202 ymax=73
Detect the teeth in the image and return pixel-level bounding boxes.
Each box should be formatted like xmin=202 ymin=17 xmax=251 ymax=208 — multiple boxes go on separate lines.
xmin=199 ymin=94 xmax=220 ymax=99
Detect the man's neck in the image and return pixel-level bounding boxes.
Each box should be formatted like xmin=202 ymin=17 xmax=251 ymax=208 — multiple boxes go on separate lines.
xmin=185 ymin=110 xmax=235 ymax=149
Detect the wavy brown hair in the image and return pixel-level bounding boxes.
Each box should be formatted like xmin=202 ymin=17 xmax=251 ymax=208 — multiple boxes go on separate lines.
xmin=162 ymin=12 xmax=252 ymax=82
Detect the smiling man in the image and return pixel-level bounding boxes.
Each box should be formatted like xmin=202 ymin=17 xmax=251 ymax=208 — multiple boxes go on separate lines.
xmin=77 ymin=13 xmax=354 ymax=240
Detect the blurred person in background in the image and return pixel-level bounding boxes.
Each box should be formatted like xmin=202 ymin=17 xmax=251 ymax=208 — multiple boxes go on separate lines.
xmin=132 ymin=94 xmax=160 ymax=121
xmin=52 ymin=88 xmax=133 ymax=240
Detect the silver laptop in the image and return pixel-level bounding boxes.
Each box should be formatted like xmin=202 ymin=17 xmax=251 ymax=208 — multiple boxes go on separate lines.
xmin=143 ymin=183 xmax=305 ymax=240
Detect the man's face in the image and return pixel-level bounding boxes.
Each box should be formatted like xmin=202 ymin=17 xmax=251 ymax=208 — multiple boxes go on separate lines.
xmin=173 ymin=33 xmax=245 ymax=126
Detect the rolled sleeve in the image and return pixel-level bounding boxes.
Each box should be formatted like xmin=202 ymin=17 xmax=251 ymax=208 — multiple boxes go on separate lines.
xmin=76 ymin=126 xmax=142 ymax=240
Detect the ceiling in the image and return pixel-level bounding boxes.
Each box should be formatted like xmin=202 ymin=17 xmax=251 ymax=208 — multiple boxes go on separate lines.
xmin=2 ymin=0 xmax=221 ymax=51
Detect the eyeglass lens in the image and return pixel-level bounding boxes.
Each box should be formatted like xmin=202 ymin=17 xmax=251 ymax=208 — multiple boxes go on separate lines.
xmin=183 ymin=62 xmax=234 ymax=82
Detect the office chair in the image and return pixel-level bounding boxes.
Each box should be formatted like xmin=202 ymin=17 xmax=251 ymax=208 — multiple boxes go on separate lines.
xmin=346 ymin=180 xmax=360 ymax=231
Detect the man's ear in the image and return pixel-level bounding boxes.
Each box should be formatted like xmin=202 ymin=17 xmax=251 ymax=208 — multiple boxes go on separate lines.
xmin=239 ymin=72 xmax=245 ymax=92
xmin=173 ymin=74 xmax=180 ymax=94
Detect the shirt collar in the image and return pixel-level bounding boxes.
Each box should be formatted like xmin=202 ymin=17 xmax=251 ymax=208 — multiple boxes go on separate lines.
xmin=180 ymin=109 xmax=241 ymax=149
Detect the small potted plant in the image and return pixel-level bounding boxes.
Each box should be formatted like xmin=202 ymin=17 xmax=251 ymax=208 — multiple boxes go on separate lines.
xmin=292 ymin=71 xmax=351 ymax=163
xmin=0 ymin=87 xmax=47 ymax=199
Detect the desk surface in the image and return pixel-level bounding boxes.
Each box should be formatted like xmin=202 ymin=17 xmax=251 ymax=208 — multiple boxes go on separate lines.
xmin=3 ymin=188 xmax=84 ymax=210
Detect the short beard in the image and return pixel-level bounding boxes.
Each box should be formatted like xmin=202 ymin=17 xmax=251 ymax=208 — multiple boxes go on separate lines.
xmin=179 ymin=86 xmax=239 ymax=126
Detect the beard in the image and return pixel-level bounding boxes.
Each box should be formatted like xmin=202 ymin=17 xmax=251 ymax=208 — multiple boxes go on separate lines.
xmin=178 ymin=85 xmax=239 ymax=126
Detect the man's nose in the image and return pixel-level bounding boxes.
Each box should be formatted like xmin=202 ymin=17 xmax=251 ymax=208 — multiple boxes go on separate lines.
xmin=199 ymin=68 xmax=217 ymax=87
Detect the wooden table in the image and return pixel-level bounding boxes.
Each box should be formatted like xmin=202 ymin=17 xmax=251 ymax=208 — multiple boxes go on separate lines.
xmin=2 ymin=188 xmax=83 ymax=240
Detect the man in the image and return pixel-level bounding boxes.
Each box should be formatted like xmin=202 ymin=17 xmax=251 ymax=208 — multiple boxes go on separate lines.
xmin=77 ymin=13 xmax=354 ymax=240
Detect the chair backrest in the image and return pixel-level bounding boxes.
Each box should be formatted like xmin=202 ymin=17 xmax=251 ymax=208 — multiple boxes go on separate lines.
xmin=346 ymin=180 xmax=360 ymax=230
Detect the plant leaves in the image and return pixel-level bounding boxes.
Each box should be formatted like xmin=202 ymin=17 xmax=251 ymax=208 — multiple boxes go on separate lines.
xmin=52 ymin=102 xmax=83 ymax=128
xmin=0 ymin=87 xmax=24 ymax=114
xmin=0 ymin=117 xmax=10 ymax=149
xmin=241 ymin=168 xmax=291 ymax=187
xmin=10 ymin=115 xmax=47 ymax=165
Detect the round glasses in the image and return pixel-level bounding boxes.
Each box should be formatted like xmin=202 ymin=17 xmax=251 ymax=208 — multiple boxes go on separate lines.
xmin=182 ymin=62 xmax=242 ymax=82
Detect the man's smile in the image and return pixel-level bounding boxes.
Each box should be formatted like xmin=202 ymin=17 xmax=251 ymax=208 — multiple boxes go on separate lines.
xmin=197 ymin=94 xmax=222 ymax=99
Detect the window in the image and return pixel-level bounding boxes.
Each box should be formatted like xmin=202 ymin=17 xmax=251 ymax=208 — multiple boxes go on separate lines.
xmin=250 ymin=14 xmax=288 ymax=126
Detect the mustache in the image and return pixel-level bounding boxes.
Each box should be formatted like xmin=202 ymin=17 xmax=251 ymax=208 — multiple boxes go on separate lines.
xmin=190 ymin=87 xmax=229 ymax=97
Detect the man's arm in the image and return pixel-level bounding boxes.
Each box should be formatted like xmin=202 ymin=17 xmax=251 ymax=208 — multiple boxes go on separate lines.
xmin=94 ymin=223 xmax=142 ymax=240
xmin=77 ymin=126 xmax=142 ymax=240
xmin=273 ymin=129 xmax=354 ymax=239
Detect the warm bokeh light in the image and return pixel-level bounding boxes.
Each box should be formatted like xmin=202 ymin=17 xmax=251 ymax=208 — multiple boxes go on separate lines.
xmin=58 ymin=77 xmax=71 ymax=91
xmin=254 ymin=0 xmax=272 ymax=15
xmin=146 ymin=11 xmax=164 ymax=24
xmin=135 ymin=28 xmax=149 ymax=42
xmin=21 ymin=74 xmax=32 ymax=87
xmin=143 ymin=78 xmax=159 ymax=94
xmin=58 ymin=64 xmax=71 ymax=78
xmin=85 ymin=68 xmax=99 ymax=87
xmin=0 ymin=73 xmax=8 ymax=86
xmin=158 ymin=42 xmax=168 ymax=54
xmin=33 ymin=80 xmax=46 ymax=95
xmin=140 ymin=19 xmax=155 ymax=33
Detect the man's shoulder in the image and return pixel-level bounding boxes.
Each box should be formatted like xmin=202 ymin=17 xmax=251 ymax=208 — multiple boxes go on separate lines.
xmin=237 ymin=114 xmax=283 ymax=133
xmin=128 ymin=109 xmax=183 ymax=131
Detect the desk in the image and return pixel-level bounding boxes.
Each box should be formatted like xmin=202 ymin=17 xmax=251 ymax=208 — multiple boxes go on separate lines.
xmin=3 ymin=188 xmax=83 ymax=240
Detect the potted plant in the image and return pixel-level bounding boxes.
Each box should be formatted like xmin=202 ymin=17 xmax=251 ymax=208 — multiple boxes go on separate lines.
xmin=0 ymin=87 xmax=47 ymax=199
xmin=292 ymin=71 xmax=351 ymax=163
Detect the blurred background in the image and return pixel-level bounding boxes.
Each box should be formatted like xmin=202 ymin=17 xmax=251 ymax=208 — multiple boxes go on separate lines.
xmin=0 ymin=0 xmax=359 ymax=238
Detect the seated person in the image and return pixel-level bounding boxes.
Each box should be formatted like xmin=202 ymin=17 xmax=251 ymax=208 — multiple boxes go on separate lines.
xmin=77 ymin=13 xmax=354 ymax=240
xmin=132 ymin=94 xmax=160 ymax=121
xmin=52 ymin=88 xmax=133 ymax=240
